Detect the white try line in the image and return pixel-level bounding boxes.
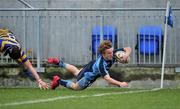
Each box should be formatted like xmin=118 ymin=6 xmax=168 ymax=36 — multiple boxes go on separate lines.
xmin=0 ymin=88 xmax=161 ymax=107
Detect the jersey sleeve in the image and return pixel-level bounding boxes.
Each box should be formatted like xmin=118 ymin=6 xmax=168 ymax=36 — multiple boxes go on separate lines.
xmin=17 ymin=50 xmax=29 ymax=63
xmin=98 ymin=58 xmax=109 ymax=77
xmin=113 ymin=48 xmax=124 ymax=53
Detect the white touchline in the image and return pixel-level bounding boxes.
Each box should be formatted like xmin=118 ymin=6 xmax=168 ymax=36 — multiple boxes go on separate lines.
xmin=0 ymin=88 xmax=161 ymax=107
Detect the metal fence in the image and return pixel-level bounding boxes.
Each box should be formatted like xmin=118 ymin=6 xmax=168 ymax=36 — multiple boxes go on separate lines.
xmin=0 ymin=8 xmax=180 ymax=67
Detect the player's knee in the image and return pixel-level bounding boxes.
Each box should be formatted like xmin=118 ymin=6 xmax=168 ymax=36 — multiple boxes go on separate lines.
xmin=74 ymin=70 xmax=80 ymax=76
xmin=71 ymin=83 xmax=81 ymax=91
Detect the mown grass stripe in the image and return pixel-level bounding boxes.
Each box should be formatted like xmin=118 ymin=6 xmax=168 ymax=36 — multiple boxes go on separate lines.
xmin=1 ymin=88 xmax=161 ymax=107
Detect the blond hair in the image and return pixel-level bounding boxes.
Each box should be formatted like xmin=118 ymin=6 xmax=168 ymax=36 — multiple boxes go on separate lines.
xmin=98 ymin=40 xmax=112 ymax=54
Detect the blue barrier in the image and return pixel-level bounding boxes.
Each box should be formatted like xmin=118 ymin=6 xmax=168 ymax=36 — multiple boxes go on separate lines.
xmin=138 ymin=26 xmax=163 ymax=55
xmin=92 ymin=25 xmax=117 ymax=54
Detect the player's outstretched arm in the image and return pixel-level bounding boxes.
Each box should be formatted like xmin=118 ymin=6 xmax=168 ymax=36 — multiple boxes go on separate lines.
xmin=103 ymin=75 xmax=128 ymax=87
xmin=23 ymin=60 xmax=49 ymax=89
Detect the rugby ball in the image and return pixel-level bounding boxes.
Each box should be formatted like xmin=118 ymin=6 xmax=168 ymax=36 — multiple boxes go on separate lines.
xmin=115 ymin=51 xmax=130 ymax=63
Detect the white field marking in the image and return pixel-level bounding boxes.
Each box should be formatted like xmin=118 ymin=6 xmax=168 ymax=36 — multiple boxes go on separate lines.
xmin=0 ymin=88 xmax=161 ymax=107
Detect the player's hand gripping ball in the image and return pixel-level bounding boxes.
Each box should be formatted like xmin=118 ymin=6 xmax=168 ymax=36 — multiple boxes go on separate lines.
xmin=115 ymin=51 xmax=130 ymax=64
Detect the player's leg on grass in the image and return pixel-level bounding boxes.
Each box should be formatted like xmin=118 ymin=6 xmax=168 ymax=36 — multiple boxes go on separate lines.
xmin=48 ymin=57 xmax=81 ymax=76
xmin=51 ymin=75 xmax=81 ymax=90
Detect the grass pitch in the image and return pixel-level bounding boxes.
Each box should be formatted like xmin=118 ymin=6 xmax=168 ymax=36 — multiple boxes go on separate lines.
xmin=0 ymin=88 xmax=180 ymax=109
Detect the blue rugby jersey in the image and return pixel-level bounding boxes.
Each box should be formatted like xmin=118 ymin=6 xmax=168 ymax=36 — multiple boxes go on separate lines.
xmin=78 ymin=48 xmax=124 ymax=84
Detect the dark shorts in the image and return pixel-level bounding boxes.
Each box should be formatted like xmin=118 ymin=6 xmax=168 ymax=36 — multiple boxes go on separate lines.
xmin=76 ymin=60 xmax=95 ymax=90
xmin=76 ymin=67 xmax=90 ymax=90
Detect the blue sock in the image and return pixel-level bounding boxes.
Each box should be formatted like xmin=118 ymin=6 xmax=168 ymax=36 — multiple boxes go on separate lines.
xmin=59 ymin=79 xmax=73 ymax=89
xmin=59 ymin=60 xmax=66 ymax=68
